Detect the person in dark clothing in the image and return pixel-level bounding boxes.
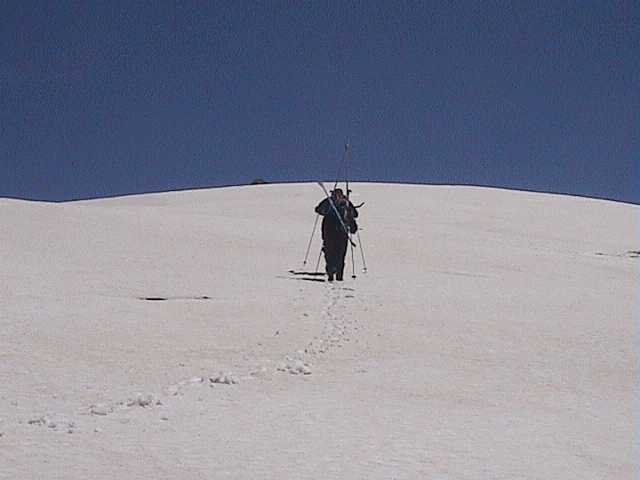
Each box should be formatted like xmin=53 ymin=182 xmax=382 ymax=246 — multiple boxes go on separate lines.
xmin=314 ymin=188 xmax=358 ymax=281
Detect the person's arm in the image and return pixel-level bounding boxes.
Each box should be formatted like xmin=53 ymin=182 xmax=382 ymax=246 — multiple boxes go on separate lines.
xmin=315 ymin=198 xmax=330 ymax=215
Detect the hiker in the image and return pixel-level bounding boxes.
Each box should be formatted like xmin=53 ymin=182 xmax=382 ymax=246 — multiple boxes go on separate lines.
xmin=314 ymin=188 xmax=358 ymax=281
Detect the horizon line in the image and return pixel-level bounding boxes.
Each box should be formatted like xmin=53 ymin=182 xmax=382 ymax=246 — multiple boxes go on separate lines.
xmin=1 ymin=180 xmax=637 ymax=207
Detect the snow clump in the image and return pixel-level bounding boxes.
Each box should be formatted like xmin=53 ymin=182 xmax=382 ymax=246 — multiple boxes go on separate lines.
xmin=126 ymin=393 xmax=161 ymax=408
xmin=277 ymin=355 xmax=312 ymax=375
xmin=89 ymin=403 xmax=112 ymax=416
xmin=209 ymin=373 xmax=238 ymax=385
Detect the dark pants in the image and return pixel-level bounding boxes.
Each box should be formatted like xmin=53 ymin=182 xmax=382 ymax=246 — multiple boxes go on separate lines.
xmin=322 ymin=220 xmax=348 ymax=280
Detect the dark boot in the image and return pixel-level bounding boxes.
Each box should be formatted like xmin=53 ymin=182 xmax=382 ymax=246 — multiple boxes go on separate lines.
xmin=326 ymin=263 xmax=337 ymax=282
xmin=336 ymin=264 xmax=345 ymax=281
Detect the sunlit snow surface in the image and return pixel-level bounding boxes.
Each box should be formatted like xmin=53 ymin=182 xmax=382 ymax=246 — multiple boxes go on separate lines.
xmin=1 ymin=183 xmax=636 ymax=479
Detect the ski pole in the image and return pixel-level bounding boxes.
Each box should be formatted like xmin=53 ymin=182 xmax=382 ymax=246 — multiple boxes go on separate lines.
xmin=344 ymin=143 xmax=356 ymax=278
xmin=333 ymin=144 xmax=349 ymax=190
xmin=345 ymin=143 xmax=351 ymax=196
xmin=302 ymin=214 xmax=320 ymax=267
xmin=356 ymin=229 xmax=368 ymax=273
xmin=350 ymin=239 xmax=356 ymax=278
xmin=315 ymin=247 xmax=323 ymax=273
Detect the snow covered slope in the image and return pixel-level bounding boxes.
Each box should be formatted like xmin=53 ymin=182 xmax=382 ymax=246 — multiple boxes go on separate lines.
xmin=0 ymin=183 xmax=636 ymax=479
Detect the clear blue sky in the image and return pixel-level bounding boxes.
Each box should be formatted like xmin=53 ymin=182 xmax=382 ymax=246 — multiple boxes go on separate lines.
xmin=1 ymin=1 xmax=637 ymax=203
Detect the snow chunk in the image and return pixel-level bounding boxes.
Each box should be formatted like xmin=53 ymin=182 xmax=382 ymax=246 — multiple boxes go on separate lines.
xmin=164 ymin=384 xmax=181 ymax=396
xmin=277 ymin=357 xmax=312 ymax=375
xmin=90 ymin=403 xmax=112 ymax=416
xmin=28 ymin=414 xmax=75 ymax=431
xmin=28 ymin=416 xmax=48 ymax=426
xmin=209 ymin=373 xmax=238 ymax=385
xmin=126 ymin=393 xmax=156 ymax=408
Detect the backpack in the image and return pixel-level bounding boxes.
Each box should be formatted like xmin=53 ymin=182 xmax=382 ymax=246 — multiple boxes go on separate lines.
xmin=336 ymin=200 xmax=358 ymax=234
